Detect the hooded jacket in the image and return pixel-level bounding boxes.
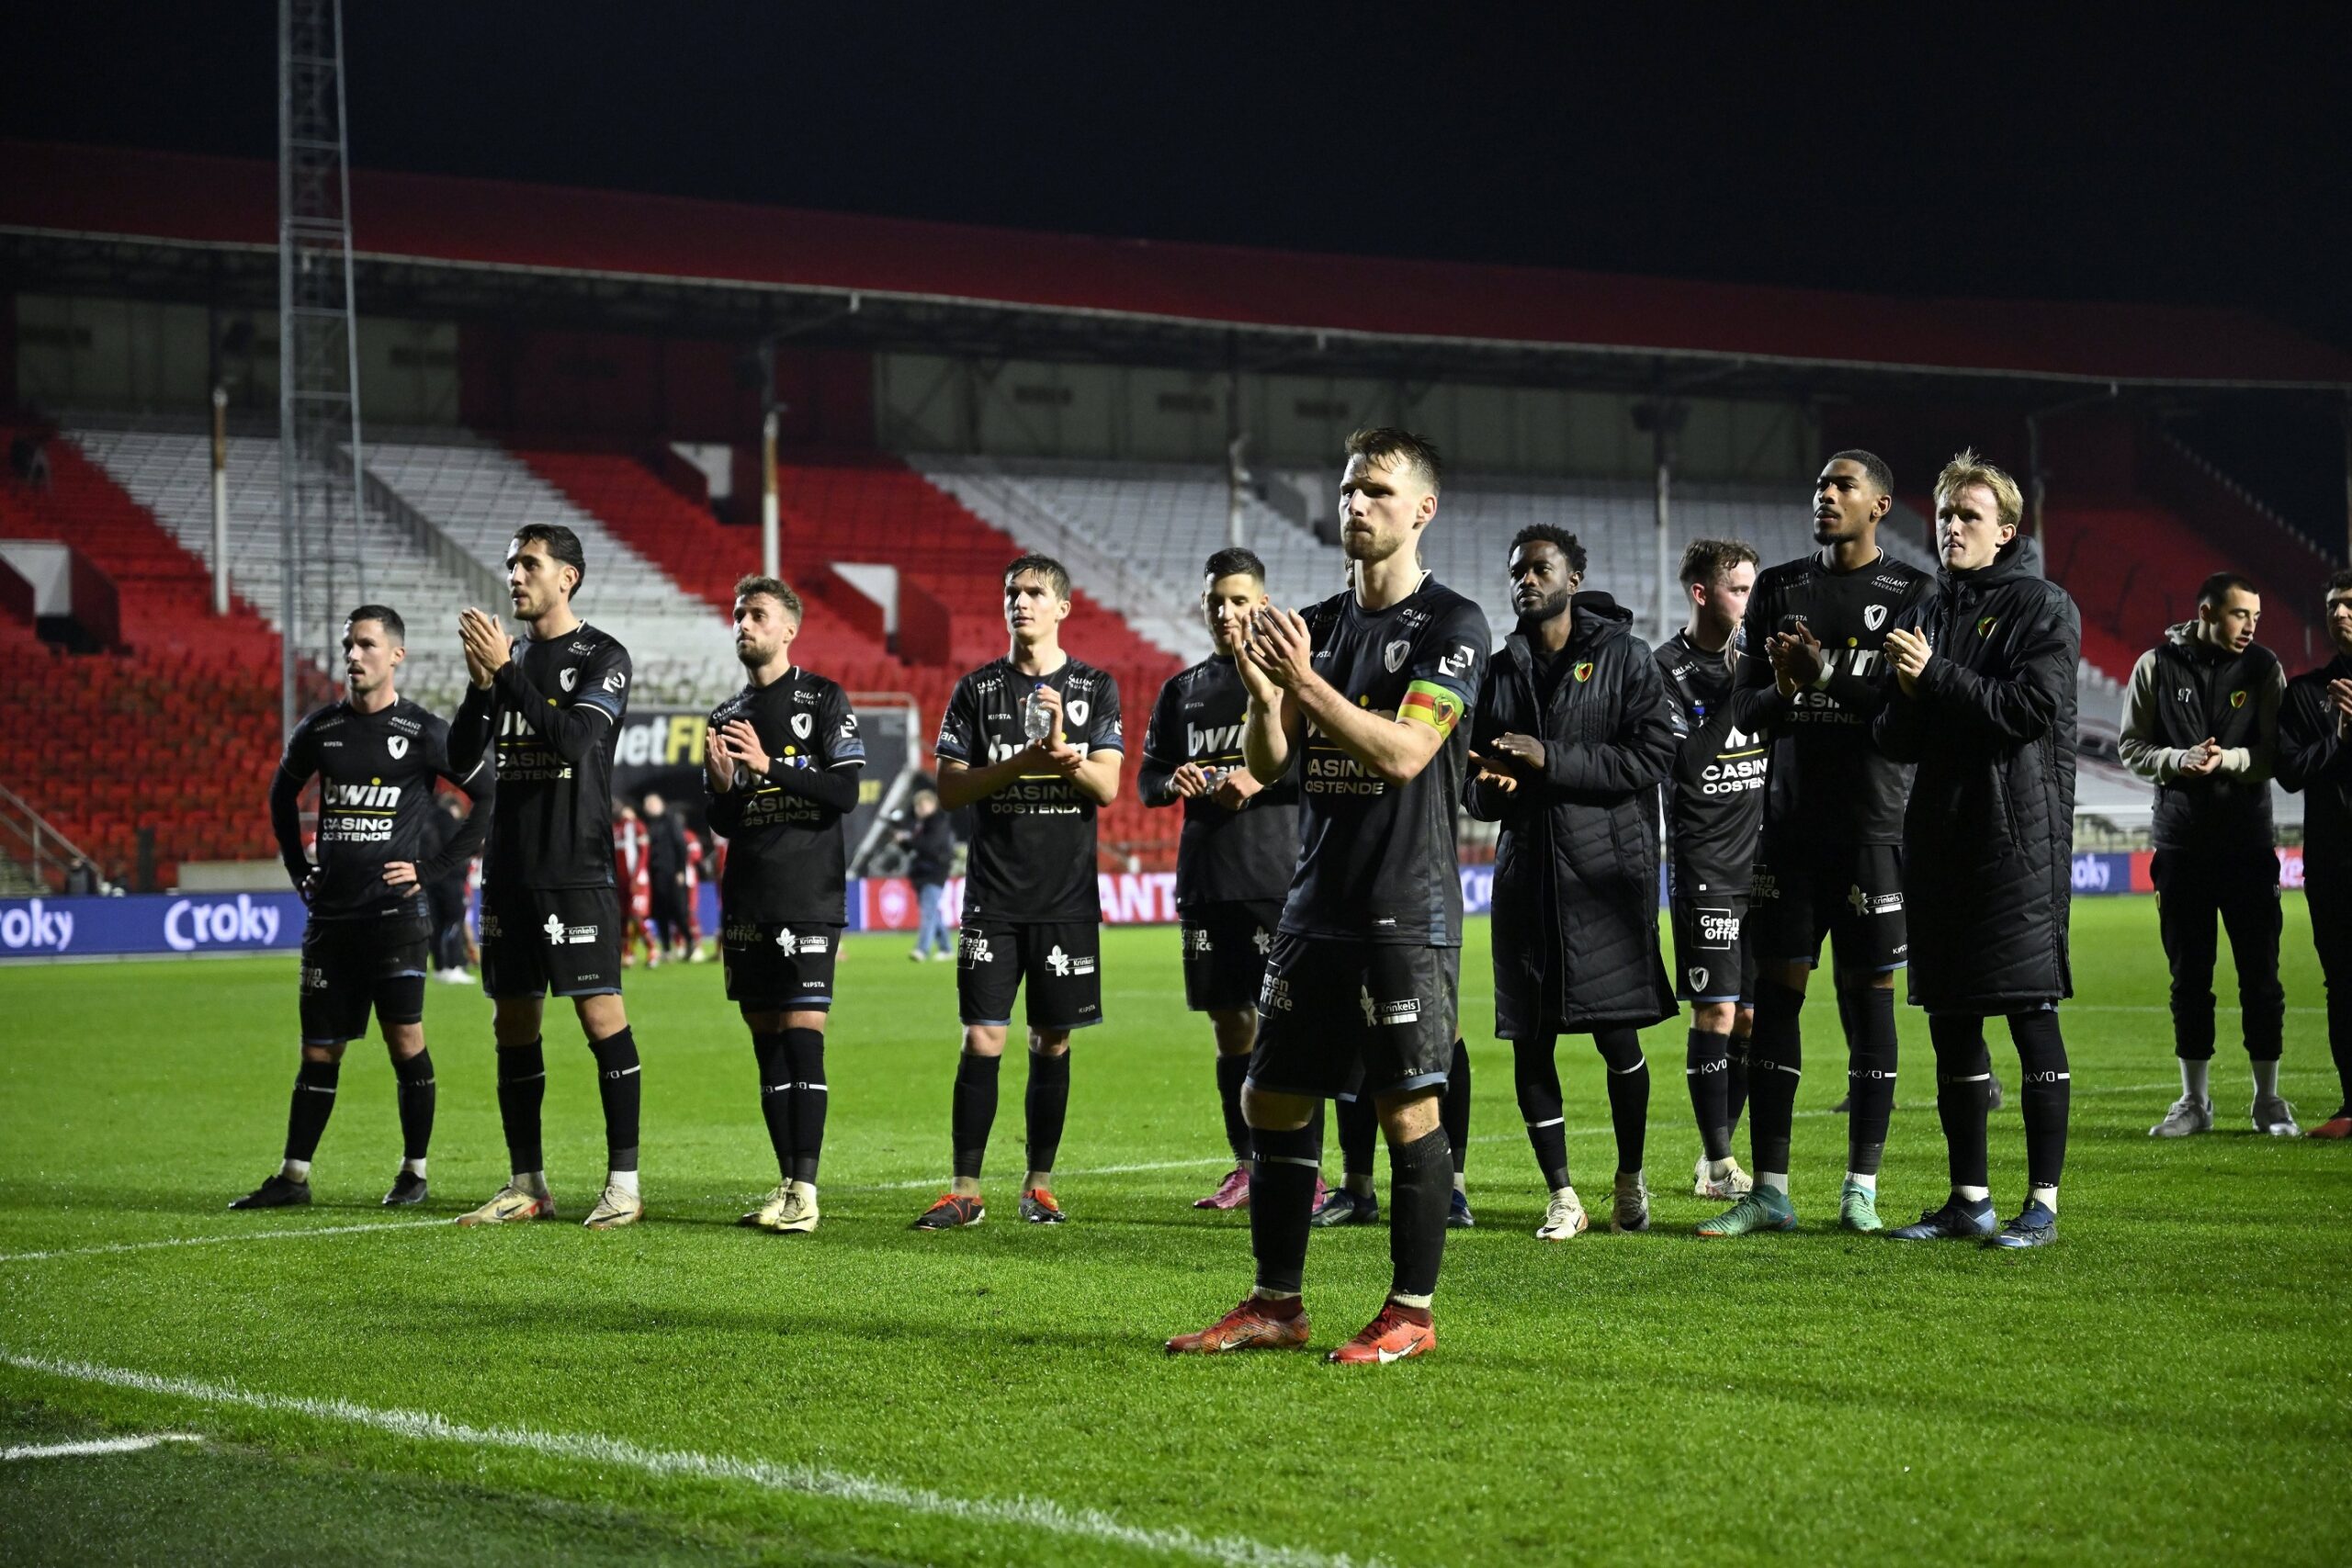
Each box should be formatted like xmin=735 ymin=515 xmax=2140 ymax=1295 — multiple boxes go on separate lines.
xmin=1465 ymin=592 xmax=1679 ymax=1035
xmin=2118 ymin=619 xmax=2282 ymax=852
xmin=1873 ymin=534 xmax=2079 ymax=1012
xmin=2275 ymin=650 xmax=2352 ymax=871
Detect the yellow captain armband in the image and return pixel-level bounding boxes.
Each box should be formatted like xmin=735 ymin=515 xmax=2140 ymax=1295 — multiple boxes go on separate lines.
xmin=1398 ymin=679 xmax=1464 ymax=735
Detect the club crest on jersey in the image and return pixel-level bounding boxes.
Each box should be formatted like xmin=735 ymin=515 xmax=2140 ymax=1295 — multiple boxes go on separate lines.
xmin=1573 ymin=660 xmax=1595 ymax=682
xmin=791 ymin=713 xmax=813 ymax=739
xmin=1976 ymin=615 xmax=1999 ymax=638
xmin=1384 ymin=639 xmax=1410 ymax=672
xmin=1688 ymin=967 xmax=1709 ymax=992
xmin=387 ymin=736 xmax=408 ymax=759
xmin=560 ymin=668 xmax=579 ymax=692
xmin=1863 ymin=604 xmax=1889 ymax=631
xmin=2231 ymin=690 xmax=2248 ymax=709
xmin=1067 ymin=700 xmax=1091 ymax=727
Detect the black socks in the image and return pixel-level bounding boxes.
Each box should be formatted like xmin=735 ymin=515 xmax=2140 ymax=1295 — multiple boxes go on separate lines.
xmin=784 ymin=1027 xmax=828 ymax=1183
xmin=1215 ymin=1053 xmax=1251 ymax=1164
xmin=1747 ymin=981 xmax=1804 ymax=1176
xmin=1250 ymin=1122 xmax=1320 ymax=1294
xmin=1387 ymin=1127 xmax=1452 ymax=1301
xmin=1512 ymin=1035 xmax=1570 ymax=1191
xmin=950 ymin=1050 xmax=1001 ymax=1179
xmin=754 ymin=1031 xmax=793 ymax=1181
xmin=2010 ymin=1009 xmax=2070 ymax=1193
xmin=284 ymin=1058 xmax=340 ymax=1164
xmin=495 ymin=1038 xmax=546 ymax=1175
xmin=588 ymin=1027 xmax=641 ymax=1173
xmin=1840 ymin=987 xmax=1898 ymax=1177
xmin=391 ymin=1049 xmax=435 ymax=1163
xmin=1594 ymin=1028 xmax=1649 ymax=1176
xmin=1024 ymin=1048 xmax=1070 ymax=1176
xmin=1336 ymin=1091 xmax=1377 ymax=1184
xmin=1688 ymin=1027 xmax=1733 ymax=1162
xmin=1442 ymin=1038 xmax=1472 ymax=1177
xmin=1929 ymin=1014 xmax=1994 ymax=1190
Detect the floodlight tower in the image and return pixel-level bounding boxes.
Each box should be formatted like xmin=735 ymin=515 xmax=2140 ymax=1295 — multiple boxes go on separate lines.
xmin=277 ymin=0 xmax=367 ymax=740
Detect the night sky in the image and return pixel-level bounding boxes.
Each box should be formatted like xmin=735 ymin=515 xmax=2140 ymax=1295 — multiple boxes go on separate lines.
xmin=10 ymin=5 xmax=2348 ymax=344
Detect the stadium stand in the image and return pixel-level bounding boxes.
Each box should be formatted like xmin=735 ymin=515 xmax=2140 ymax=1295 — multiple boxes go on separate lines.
xmin=65 ymin=422 xmax=493 ymax=712
xmin=0 ymin=423 xmax=295 ymax=886
xmin=2042 ymin=498 xmax=2323 ymax=680
xmin=362 ymin=435 xmax=741 ymax=708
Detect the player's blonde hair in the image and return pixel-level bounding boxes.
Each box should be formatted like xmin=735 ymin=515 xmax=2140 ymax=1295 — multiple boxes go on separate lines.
xmin=1934 ymin=449 xmax=2024 ymax=531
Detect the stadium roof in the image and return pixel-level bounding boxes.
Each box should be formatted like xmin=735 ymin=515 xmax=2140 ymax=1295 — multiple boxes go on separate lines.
xmin=6 ymin=140 xmax=2351 ymax=396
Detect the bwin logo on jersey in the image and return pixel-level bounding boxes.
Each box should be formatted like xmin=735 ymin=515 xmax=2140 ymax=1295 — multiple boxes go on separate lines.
xmin=1384 ymin=640 xmax=1410 ymax=672
xmin=1188 ymin=721 xmax=1244 ymax=756
xmin=324 ymin=780 xmax=401 ymax=810
xmin=387 ymin=736 xmax=409 ymax=759
xmin=1863 ymin=604 xmax=1889 ymax=631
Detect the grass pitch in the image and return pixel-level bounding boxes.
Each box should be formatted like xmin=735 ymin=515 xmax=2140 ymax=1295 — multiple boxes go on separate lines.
xmin=3 ymin=897 xmax=2348 ymax=1566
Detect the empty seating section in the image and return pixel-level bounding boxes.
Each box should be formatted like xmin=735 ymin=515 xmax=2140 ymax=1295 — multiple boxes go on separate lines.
xmin=362 ymin=437 xmax=739 ymax=709
xmin=2044 ymin=502 xmax=2323 ymax=679
xmin=514 ymin=449 xmax=915 ymax=698
xmin=1 ymin=425 xmax=294 ymax=884
xmin=67 ymin=424 xmax=491 ymax=711
xmin=916 ymin=456 xmax=1339 ymax=658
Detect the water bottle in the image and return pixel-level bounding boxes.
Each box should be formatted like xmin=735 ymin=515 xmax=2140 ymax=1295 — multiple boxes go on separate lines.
xmin=1022 ymin=686 xmax=1056 ymax=743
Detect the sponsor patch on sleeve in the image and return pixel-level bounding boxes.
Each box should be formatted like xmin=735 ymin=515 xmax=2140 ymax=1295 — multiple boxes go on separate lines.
xmin=1399 ymin=679 xmax=1465 ymax=735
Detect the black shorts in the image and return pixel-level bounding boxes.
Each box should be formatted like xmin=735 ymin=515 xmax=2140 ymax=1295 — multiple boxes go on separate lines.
xmin=1748 ymin=838 xmax=1906 ymax=974
xmin=300 ymin=914 xmax=430 ymax=1045
xmin=1672 ymin=894 xmax=1755 ymax=1003
xmin=1250 ymin=933 xmax=1459 ymax=1102
xmin=480 ymin=884 xmax=625 ymax=999
xmin=956 ymin=919 xmax=1103 ymax=1032
xmin=722 ymin=919 xmax=842 ymax=1012
xmin=1180 ymin=899 xmax=1283 ymax=1013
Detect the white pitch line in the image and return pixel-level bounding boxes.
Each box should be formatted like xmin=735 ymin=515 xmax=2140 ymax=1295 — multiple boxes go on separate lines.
xmin=2 ymin=1433 xmax=202 ymax=1461
xmin=0 ymin=1351 xmax=1379 ymax=1568
xmin=0 ymin=1218 xmax=446 ymax=1267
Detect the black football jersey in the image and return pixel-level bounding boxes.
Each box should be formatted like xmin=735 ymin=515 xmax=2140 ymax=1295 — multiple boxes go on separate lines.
xmin=1655 ymin=631 xmax=1770 ymax=895
xmin=705 ymin=670 xmax=865 ymax=925
xmin=1283 ymin=578 xmax=1490 ymax=946
xmin=1740 ymin=550 xmax=1930 ymax=845
xmin=936 ymin=656 xmax=1125 ymax=924
xmin=1143 ymin=656 xmax=1301 ymax=909
xmin=280 ymin=697 xmax=487 ymax=921
xmin=451 ymin=621 xmax=631 ymax=890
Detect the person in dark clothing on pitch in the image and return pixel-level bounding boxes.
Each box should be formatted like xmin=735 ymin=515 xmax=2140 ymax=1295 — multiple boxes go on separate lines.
xmin=640 ymin=793 xmax=692 ymax=961
xmin=899 ymin=789 xmax=957 ymax=961
xmin=1701 ymin=451 xmax=1934 ymax=1238
xmin=1875 ymin=452 xmax=2079 ymax=1248
xmin=2272 ymin=569 xmax=2352 ymax=1140
xmin=1466 ymin=525 xmax=1679 ymax=1241
xmin=2120 ymin=571 xmax=2295 ymax=1138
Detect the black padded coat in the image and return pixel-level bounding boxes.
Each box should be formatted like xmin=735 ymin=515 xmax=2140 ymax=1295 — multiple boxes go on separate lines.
xmin=1872 ymin=536 xmax=2079 ymax=1013
xmin=1465 ymin=593 xmax=1679 ymax=1037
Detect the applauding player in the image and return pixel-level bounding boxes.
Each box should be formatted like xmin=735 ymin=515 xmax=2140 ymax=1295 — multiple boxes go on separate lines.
xmin=1466 ymin=527 xmax=1679 ymax=1241
xmin=914 ymin=555 xmax=1123 ymax=1230
xmin=1140 ymin=547 xmax=1305 ymax=1211
xmin=1702 ymin=452 xmax=1931 ymax=1237
xmin=1875 ymin=453 xmax=2080 ymax=1247
xmin=1168 ymin=428 xmax=1488 ymax=1365
xmin=449 ymin=525 xmax=646 ymax=1230
xmin=1656 ymin=540 xmax=1769 ymax=1201
xmin=706 ymin=576 xmax=865 ymax=1235
xmin=233 ymin=605 xmax=489 ymax=1210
